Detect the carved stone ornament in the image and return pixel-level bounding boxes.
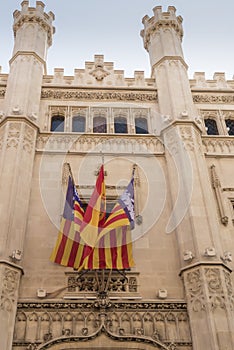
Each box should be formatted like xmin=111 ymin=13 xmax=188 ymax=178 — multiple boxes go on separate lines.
xmin=89 ymin=65 xmax=110 ymax=81
xmin=0 ymin=266 xmax=20 ymax=312
xmin=41 ymin=88 xmax=158 ymax=102
xmin=184 ymin=265 xmax=234 ymax=313
xmin=0 ymin=88 xmax=6 ymax=98
xmin=193 ymin=94 xmax=234 ymax=104
xmin=210 ymin=164 xmax=229 ymax=226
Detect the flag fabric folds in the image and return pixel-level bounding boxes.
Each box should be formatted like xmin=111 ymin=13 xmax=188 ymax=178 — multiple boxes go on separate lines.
xmin=78 ymin=165 xmax=106 ymax=270
xmin=50 ymin=176 xmax=86 ymax=268
xmin=50 ymin=166 xmax=135 ymax=271
xmin=81 ymin=175 xmax=135 ymax=270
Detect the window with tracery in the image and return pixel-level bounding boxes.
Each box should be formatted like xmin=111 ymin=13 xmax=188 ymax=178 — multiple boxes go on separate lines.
xmin=93 ymin=116 xmax=107 ymax=133
xmin=135 ymin=117 xmax=148 ymax=134
xmin=51 ymin=115 xmax=64 ymax=132
xmin=72 ymin=116 xmax=86 ymax=132
xmin=225 ymin=119 xmax=234 ymax=136
xmin=204 ymin=118 xmax=219 ymax=135
xmin=114 ymin=116 xmax=128 ymax=133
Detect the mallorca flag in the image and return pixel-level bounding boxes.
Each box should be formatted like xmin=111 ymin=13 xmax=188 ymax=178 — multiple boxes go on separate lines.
xmin=50 ymin=176 xmax=86 ymax=268
xmin=83 ymin=175 xmax=135 ymax=270
xmin=78 ymin=164 xmax=106 ymax=270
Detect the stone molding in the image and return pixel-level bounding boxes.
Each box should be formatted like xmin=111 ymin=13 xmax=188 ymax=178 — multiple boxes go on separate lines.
xmin=41 ymin=88 xmax=158 ymax=102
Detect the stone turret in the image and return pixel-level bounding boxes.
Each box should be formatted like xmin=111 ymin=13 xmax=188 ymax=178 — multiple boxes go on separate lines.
xmin=141 ymin=6 xmax=196 ymax=119
xmin=4 ymin=0 xmax=55 ymax=118
xmin=0 ymin=3 xmax=54 ymax=350
xmin=142 ymin=6 xmax=234 ymax=350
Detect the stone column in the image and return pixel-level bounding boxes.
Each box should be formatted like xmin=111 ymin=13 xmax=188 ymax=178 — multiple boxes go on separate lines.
xmin=141 ymin=6 xmax=234 ymax=349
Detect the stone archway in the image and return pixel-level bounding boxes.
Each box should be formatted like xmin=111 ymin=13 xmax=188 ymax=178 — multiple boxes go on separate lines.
xmin=37 ymin=328 xmax=170 ymax=350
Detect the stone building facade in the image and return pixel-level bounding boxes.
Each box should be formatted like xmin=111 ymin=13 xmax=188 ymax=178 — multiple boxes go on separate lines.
xmin=0 ymin=2 xmax=234 ymax=350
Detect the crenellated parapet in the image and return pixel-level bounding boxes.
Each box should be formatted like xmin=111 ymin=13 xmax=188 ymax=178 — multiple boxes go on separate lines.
xmin=42 ymin=55 xmax=155 ymax=88
xmin=141 ymin=6 xmax=183 ymax=53
xmin=191 ymin=72 xmax=234 ymax=90
xmin=13 ymin=1 xmax=55 ymax=48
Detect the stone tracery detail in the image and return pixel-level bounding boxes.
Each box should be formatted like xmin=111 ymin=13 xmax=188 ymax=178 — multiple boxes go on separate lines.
xmin=6 ymin=122 xmax=21 ymax=149
xmin=184 ymin=266 xmax=234 ymax=314
xmin=13 ymin=301 xmax=192 ymax=349
xmin=0 ymin=267 xmax=20 ymax=312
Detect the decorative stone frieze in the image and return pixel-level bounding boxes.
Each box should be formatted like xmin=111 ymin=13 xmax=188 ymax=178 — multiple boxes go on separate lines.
xmin=41 ymin=88 xmax=158 ymax=102
xmin=193 ymin=94 xmax=234 ymax=104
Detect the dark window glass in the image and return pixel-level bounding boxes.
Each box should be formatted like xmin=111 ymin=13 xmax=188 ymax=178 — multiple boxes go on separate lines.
xmin=135 ymin=117 xmax=148 ymax=134
xmin=51 ymin=115 xmax=64 ymax=132
xmin=225 ymin=119 xmax=234 ymax=135
xmin=114 ymin=117 xmax=128 ymax=133
xmin=204 ymin=119 xmax=219 ymax=135
xmin=93 ymin=116 xmax=107 ymax=133
xmin=72 ymin=116 xmax=85 ymax=132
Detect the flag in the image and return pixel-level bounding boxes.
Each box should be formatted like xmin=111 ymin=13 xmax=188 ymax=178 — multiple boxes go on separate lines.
xmin=50 ymin=176 xmax=86 ymax=268
xmin=81 ymin=175 xmax=135 ymax=270
xmin=100 ymin=176 xmax=135 ymax=238
xmin=78 ymin=165 xmax=106 ymax=270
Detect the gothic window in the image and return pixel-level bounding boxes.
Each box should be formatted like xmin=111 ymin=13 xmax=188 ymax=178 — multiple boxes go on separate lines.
xmin=51 ymin=115 xmax=64 ymax=132
xmin=72 ymin=116 xmax=86 ymax=132
xmin=225 ymin=119 xmax=234 ymax=135
xmin=135 ymin=117 xmax=148 ymax=134
xmin=204 ymin=118 xmax=219 ymax=135
xmin=93 ymin=116 xmax=107 ymax=133
xmin=114 ymin=116 xmax=128 ymax=133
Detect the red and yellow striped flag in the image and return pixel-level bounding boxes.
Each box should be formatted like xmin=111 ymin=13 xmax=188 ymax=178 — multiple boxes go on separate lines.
xmin=84 ymin=226 xmax=134 ymax=270
xmin=50 ymin=176 xmax=86 ymax=268
xmin=78 ymin=165 xmax=106 ymax=270
xmin=81 ymin=175 xmax=135 ymax=270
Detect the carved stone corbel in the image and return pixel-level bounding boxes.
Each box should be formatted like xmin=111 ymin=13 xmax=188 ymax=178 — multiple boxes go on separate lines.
xmin=210 ymin=164 xmax=228 ymax=225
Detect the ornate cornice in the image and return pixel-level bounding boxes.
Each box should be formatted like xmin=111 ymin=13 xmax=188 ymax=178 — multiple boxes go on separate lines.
xmin=13 ymin=15 xmax=54 ymax=47
xmin=41 ymin=88 xmax=158 ymax=102
xmin=141 ymin=19 xmax=183 ymax=52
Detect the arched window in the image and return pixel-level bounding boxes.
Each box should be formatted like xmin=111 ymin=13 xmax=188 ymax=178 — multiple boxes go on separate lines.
xmin=135 ymin=117 xmax=148 ymax=134
xmin=114 ymin=117 xmax=128 ymax=133
xmin=93 ymin=116 xmax=107 ymax=133
xmin=225 ymin=119 xmax=234 ymax=135
xmin=51 ymin=115 xmax=64 ymax=132
xmin=204 ymin=118 xmax=219 ymax=135
xmin=72 ymin=116 xmax=85 ymax=132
